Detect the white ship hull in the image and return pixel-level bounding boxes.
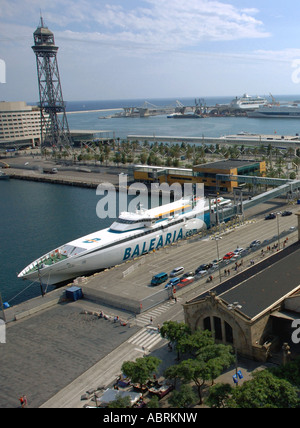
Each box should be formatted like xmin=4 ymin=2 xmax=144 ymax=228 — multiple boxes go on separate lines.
xmin=18 ymin=217 xmax=204 ymax=285
xmin=18 ymin=196 xmax=231 ymax=286
xmin=248 ymin=107 xmax=300 ymax=118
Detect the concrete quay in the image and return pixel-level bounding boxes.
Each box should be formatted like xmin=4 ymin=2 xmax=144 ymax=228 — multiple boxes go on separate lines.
xmin=5 ymin=166 xmax=127 ymax=190
xmin=2 ymin=153 xmax=133 ymax=188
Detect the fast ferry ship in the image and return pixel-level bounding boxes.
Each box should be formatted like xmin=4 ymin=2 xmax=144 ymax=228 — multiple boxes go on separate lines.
xmin=18 ymin=196 xmax=231 ymax=285
xmin=230 ymin=94 xmax=268 ymax=110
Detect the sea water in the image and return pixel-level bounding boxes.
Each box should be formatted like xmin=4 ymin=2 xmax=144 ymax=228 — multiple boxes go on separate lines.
xmin=0 ymin=180 xmax=109 ymax=305
xmin=65 ymin=95 xmax=300 ymax=140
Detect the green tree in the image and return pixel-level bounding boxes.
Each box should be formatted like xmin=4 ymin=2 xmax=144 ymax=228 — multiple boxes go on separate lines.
xmin=173 ymin=158 xmax=179 ymax=167
xmin=113 ymin=152 xmax=122 ymax=166
xmin=121 ymin=356 xmax=161 ymax=387
xmin=107 ymin=394 xmax=131 ymax=408
xmin=104 ymin=145 xmax=111 ymax=166
xmin=177 ymin=329 xmax=214 ymax=357
xmin=139 ymin=151 xmax=148 ymax=165
xmin=168 ymin=384 xmax=197 ymax=408
xmin=185 ymin=145 xmax=194 ymax=162
xmin=270 ymin=356 xmax=300 ymax=386
xmin=178 ymin=330 xmax=234 ymax=385
xmin=166 ymin=330 xmax=234 ymax=404
xmin=164 ymin=365 xmax=181 ymax=389
xmin=165 ymin=156 xmax=173 ymax=167
xmin=99 ymin=153 xmax=104 ymax=164
xmin=170 ymin=144 xmax=181 ymax=162
xmin=147 ymin=395 xmax=160 ymax=408
xmin=206 ymin=383 xmax=233 ymax=408
xmin=173 ymin=358 xmax=209 ymax=404
xmin=160 ymin=321 xmax=191 ymax=360
xmin=121 ymin=152 xmax=127 ymax=165
xmin=127 ymin=153 xmax=134 ymax=164
xmin=227 ymin=370 xmax=299 ymax=408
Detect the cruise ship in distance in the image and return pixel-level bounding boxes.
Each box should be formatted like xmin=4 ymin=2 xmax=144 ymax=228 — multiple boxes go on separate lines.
xmin=18 ymin=196 xmax=231 ymax=285
xmin=230 ymin=94 xmax=268 ymax=110
xmin=247 ymin=103 xmax=300 ymax=118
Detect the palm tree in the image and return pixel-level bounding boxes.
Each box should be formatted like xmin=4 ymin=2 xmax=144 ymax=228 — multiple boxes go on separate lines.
xmin=104 ymin=145 xmax=111 ymax=166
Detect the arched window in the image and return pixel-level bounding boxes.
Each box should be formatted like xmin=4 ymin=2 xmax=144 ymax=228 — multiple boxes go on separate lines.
xmin=225 ymin=321 xmax=233 ymax=344
xmin=214 ymin=316 xmax=222 ymax=340
xmin=203 ymin=317 xmax=211 ymax=331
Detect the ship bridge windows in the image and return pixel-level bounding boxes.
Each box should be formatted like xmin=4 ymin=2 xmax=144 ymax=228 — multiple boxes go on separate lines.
xmin=116 ymin=217 xmax=155 ymax=225
xmin=84 ymin=218 xmax=185 ymax=257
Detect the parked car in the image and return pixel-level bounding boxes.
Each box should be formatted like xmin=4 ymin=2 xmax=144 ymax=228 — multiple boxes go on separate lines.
xmin=194 ymin=269 xmax=207 ymax=277
xmin=250 ymin=240 xmax=261 ymax=248
xmin=178 ymin=277 xmax=194 ymax=288
xmin=180 ymin=271 xmax=194 ymax=279
xmin=239 ymin=249 xmax=249 ymax=257
xmin=212 ymin=258 xmax=223 ymax=266
xmin=233 ymin=248 xmax=244 ymax=255
xmin=282 ymin=211 xmax=292 ymax=217
xmin=223 ymin=252 xmax=235 ymax=260
xmin=165 ymin=277 xmax=180 ymax=288
xmin=265 ymin=213 xmax=276 ymax=220
xmin=151 ymin=272 xmax=168 ymax=286
xmin=170 ymin=267 xmax=184 ymax=277
xmin=195 ymin=263 xmax=213 ymax=274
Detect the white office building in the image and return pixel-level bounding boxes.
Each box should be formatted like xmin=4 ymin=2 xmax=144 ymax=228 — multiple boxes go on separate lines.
xmin=0 ymin=101 xmax=48 ymax=148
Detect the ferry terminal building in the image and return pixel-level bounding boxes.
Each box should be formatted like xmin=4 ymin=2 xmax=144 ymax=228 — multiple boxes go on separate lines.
xmin=133 ymin=159 xmax=266 ymax=193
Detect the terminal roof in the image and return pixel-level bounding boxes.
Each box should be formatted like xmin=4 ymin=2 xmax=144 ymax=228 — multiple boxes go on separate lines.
xmin=188 ymin=242 xmax=300 ymax=320
xmin=221 ymin=244 xmax=300 ymax=319
xmin=194 ymin=159 xmax=259 ymax=170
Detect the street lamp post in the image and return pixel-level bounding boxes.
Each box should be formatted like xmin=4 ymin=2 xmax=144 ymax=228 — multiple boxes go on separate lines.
xmin=212 ymin=235 xmax=222 ymax=283
xmin=228 ymin=302 xmax=242 ymax=386
xmin=276 ymin=212 xmax=282 ymax=250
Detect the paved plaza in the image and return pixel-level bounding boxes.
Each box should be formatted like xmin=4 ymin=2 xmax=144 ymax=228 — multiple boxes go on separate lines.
xmin=0 ymin=302 xmax=139 ymax=408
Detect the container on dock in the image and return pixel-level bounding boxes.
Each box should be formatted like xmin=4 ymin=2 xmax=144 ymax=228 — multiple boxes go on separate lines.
xmin=66 ymin=286 xmax=83 ymax=301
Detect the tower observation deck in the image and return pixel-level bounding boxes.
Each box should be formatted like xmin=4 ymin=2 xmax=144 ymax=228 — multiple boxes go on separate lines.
xmin=32 ymin=16 xmax=72 ymax=151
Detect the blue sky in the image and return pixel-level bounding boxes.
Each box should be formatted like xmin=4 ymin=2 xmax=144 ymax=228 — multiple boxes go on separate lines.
xmin=1 ymin=0 xmax=300 ymax=102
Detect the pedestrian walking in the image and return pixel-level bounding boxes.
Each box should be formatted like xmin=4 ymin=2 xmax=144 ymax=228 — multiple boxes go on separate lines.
xmin=19 ymin=396 xmax=25 ymax=408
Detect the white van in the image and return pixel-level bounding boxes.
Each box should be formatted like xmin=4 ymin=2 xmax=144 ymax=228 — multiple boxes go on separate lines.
xmin=170 ymin=267 xmax=184 ymax=277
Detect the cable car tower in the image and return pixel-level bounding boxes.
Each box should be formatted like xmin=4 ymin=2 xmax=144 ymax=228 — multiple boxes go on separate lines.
xmin=32 ymin=16 xmax=72 ymax=151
